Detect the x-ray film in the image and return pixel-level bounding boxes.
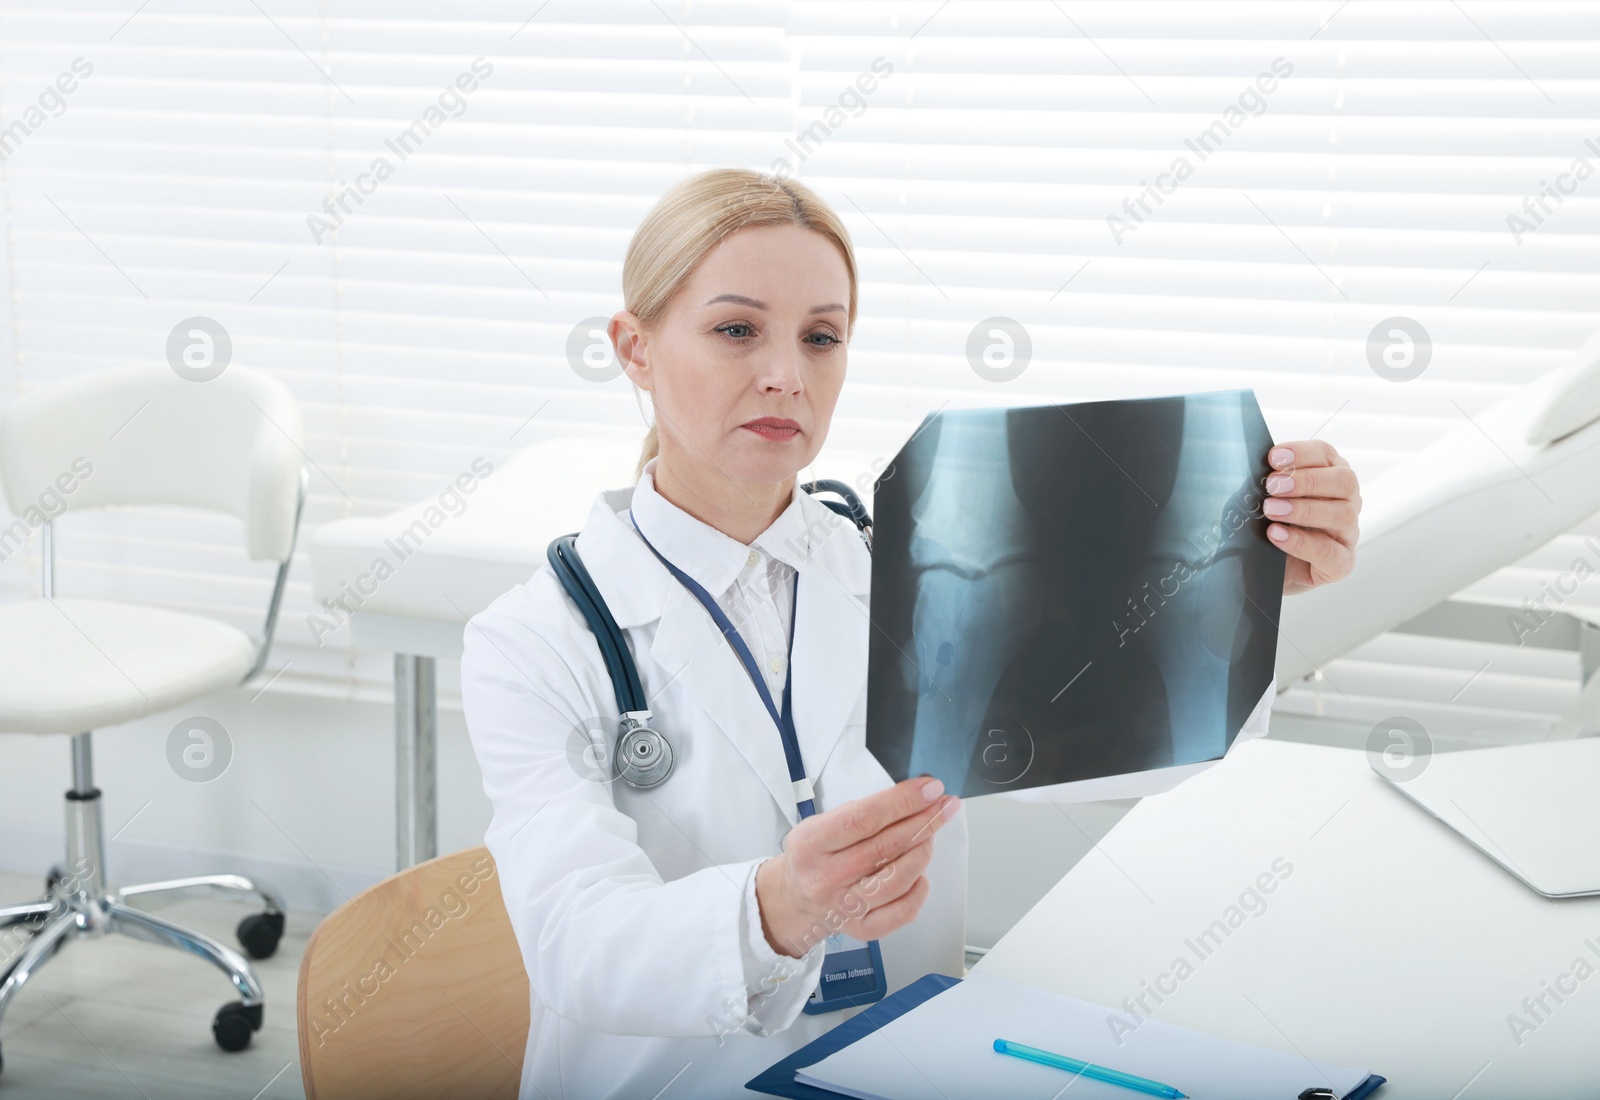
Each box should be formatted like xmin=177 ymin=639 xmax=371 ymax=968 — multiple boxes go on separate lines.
xmin=866 ymin=389 xmax=1285 ymax=799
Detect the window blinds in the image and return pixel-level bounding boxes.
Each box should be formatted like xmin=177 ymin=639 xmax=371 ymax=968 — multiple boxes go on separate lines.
xmin=1 ymin=1 xmax=1595 ymax=737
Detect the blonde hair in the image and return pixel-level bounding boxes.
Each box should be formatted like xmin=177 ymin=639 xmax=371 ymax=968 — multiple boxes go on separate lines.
xmin=620 ymin=168 xmax=858 ymax=479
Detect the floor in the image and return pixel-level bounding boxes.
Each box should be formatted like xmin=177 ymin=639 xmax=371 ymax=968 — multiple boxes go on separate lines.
xmin=0 ymin=869 xmax=312 ymax=1099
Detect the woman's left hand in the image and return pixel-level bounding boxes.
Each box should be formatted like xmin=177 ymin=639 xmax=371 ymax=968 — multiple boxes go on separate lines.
xmin=1262 ymin=440 xmax=1361 ymax=596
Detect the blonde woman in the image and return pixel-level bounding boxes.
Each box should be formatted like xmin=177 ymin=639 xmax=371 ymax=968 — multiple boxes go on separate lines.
xmin=461 ymin=168 xmax=1361 ymax=1099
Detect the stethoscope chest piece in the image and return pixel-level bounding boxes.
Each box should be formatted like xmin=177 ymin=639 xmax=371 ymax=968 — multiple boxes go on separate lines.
xmin=615 ymin=715 xmax=673 ymax=789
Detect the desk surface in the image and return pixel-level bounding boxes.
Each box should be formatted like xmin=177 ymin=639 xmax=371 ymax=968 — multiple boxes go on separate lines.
xmin=976 ymin=738 xmax=1600 ymax=1099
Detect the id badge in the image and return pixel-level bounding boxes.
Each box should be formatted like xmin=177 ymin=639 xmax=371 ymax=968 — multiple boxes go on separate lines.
xmin=803 ymin=930 xmax=887 ymax=1014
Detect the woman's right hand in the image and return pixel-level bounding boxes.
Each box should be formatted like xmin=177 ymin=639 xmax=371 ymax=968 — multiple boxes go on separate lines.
xmin=754 ymin=776 xmax=961 ymax=958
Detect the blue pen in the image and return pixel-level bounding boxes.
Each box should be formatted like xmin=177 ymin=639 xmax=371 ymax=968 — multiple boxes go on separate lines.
xmin=993 ymin=1039 xmax=1188 ymax=1099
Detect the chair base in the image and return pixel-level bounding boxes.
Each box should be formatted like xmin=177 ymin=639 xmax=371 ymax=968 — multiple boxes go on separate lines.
xmin=0 ymin=803 xmax=285 ymax=1071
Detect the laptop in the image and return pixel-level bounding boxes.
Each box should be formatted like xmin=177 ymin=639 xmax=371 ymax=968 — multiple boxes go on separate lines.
xmin=1373 ymin=737 xmax=1600 ymax=898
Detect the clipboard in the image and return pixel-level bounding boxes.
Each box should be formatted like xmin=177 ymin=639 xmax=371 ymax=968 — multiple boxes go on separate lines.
xmin=746 ymin=973 xmax=961 ymax=1099
xmin=746 ymin=974 xmax=1387 ymax=1100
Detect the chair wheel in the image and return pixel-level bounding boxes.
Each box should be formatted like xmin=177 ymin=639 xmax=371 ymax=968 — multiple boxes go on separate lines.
xmin=237 ymin=911 xmax=285 ymax=960
xmin=212 ymin=1001 xmax=262 ymax=1052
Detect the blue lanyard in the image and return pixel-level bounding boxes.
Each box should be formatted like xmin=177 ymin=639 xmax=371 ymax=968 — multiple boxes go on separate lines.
xmin=628 ymin=509 xmax=816 ymax=819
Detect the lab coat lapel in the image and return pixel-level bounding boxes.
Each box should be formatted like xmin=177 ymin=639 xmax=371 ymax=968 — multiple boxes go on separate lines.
xmin=648 ymin=580 xmax=804 ymax=824
xmin=787 ymin=567 xmax=870 ymax=807
xmin=772 ymin=495 xmax=873 ymax=814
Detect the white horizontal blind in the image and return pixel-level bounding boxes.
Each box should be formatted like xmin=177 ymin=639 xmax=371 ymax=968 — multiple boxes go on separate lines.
xmin=1 ymin=1 xmax=1598 ymax=735
xmin=788 ymin=0 xmax=1600 ymax=745
xmin=0 ymin=0 xmax=798 ymax=701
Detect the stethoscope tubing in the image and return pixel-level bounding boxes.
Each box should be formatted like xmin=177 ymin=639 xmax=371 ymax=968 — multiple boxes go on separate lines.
xmin=546 ymin=534 xmax=649 ymax=714
xmin=545 ymin=480 xmax=872 ymax=790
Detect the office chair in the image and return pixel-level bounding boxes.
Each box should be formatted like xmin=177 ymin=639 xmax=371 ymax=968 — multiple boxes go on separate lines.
xmin=297 ymin=847 xmax=529 ymax=1100
xmin=0 ymin=363 xmax=308 ymax=1068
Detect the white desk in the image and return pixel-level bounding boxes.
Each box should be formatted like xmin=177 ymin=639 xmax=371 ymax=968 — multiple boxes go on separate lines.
xmin=977 ymin=738 xmax=1600 ymax=1098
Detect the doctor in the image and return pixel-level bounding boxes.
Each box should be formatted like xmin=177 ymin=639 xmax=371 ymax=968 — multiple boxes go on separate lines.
xmin=461 ymin=168 xmax=1362 ymax=1100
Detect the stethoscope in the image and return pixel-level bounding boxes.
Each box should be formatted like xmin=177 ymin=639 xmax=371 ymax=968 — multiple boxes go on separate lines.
xmin=545 ymin=479 xmax=872 ymax=792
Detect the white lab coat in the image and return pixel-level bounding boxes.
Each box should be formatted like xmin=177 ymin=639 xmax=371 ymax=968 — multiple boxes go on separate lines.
xmin=461 ymin=482 xmax=970 ymax=1100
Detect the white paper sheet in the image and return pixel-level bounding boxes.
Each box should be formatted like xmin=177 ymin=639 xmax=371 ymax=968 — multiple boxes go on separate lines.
xmin=795 ymin=972 xmax=1373 ymax=1100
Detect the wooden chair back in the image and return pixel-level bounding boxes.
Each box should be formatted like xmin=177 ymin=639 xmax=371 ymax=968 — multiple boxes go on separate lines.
xmin=297 ymin=847 xmax=529 ymax=1099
